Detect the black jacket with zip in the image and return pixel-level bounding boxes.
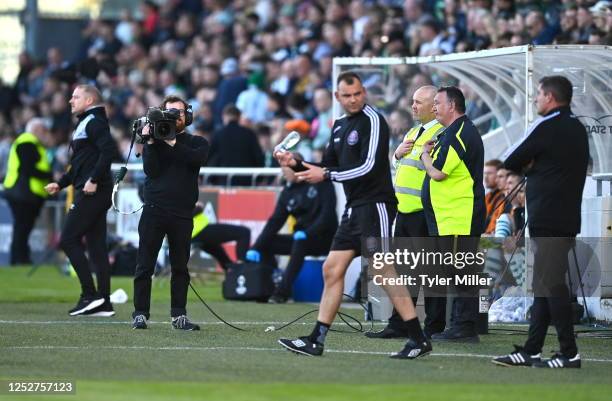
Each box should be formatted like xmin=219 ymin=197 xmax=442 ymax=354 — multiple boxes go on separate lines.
xmin=504 ymin=106 xmax=589 ymax=235
xmin=58 ymin=106 xmax=116 ymax=191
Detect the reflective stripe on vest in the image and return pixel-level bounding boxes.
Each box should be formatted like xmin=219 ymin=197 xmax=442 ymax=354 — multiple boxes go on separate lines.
xmin=399 ymin=158 xmax=425 ymax=170
xmin=3 ymin=132 xmax=50 ymax=198
xmin=192 ymin=213 xmax=210 ymax=238
xmin=395 ymin=186 xmax=421 ymax=196
xmin=394 ymin=123 xmax=445 ymax=214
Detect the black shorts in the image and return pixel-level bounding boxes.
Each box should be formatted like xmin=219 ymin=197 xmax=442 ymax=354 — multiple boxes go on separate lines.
xmin=330 ymin=202 xmax=397 ymax=257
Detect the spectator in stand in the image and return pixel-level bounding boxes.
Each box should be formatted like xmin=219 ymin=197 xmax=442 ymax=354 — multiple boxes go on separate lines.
xmin=494 ymin=171 xmax=525 ymax=238
xmin=310 ymin=88 xmax=333 ymax=153
xmin=443 ymin=0 xmax=468 ymax=42
xmin=236 ymin=70 xmax=269 ymax=126
xmin=213 ymin=58 xmax=248 ymax=128
xmin=526 ymin=10 xmax=559 ymax=45
xmin=487 ymin=165 xmax=511 ymax=229
xmin=418 ymin=19 xmax=454 ymax=56
xmin=577 ymin=6 xmax=595 ymax=42
xmin=484 ymin=159 xmax=505 ymax=235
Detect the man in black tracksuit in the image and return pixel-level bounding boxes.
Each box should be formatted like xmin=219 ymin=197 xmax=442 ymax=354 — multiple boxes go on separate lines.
xmin=132 ymin=95 xmax=208 ymax=331
xmin=494 ymin=76 xmax=588 ymax=369
xmin=247 ymin=163 xmax=337 ymax=303
xmin=45 ymin=84 xmax=117 ymax=317
xmin=275 ymin=72 xmax=431 ymax=360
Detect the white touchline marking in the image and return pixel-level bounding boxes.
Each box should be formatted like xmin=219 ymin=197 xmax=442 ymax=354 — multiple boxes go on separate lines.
xmin=2 ymin=345 xmax=611 ymax=364
xmin=0 ymin=320 xmax=385 ymax=326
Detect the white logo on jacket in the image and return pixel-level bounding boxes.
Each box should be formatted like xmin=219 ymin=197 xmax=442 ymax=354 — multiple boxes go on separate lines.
xmin=72 ymin=114 xmax=95 ymax=140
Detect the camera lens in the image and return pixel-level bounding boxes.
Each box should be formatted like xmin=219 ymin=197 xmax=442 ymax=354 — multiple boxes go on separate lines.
xmin=158 ymin=122 xmax=170 ymax=138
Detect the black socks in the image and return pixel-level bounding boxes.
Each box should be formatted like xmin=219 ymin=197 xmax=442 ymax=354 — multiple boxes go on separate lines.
xmin=308 ymin=321 xmax=331 ymax=345
xmin=403 ymin=317 xmax=426 ymax=343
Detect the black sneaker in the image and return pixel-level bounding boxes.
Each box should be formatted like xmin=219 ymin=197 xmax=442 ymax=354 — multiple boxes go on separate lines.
xmin=278 ymin=336 xmax=324 ymax=356
xmin=171 ymin=315 xmax=200 ymax=331
xmin=431 ymin=327 xmax=479 ymax=343
xmin=533 ymin=353 xmax=581 ymax=369
xmin=365 ymin=325 xmax=410 ymax=339
xmin=82 ymin=300 xmax=115 ymax=317
xmin=492 ymin=345 xmax=542 ymax=367
xmin=68 ymin=295 xmax=105 ymax=316
xmin=132 ymin=314 xmax=148 ymax=329
xmin=390 ymin=338 xmax=433 ymax=359
xmin=268 ymin=294 xmax=289 ymax=304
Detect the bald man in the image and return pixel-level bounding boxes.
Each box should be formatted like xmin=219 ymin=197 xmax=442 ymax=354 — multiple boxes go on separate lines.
xmin=366 ymin=86 xmax=447 ymax=340
xmin=45 ymin=84 xmax=117 ymax=317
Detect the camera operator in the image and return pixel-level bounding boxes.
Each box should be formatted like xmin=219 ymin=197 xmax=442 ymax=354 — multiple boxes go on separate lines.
xmin=44 ymin=84 xmax=117 ymax=317
xmin=131 ymin=95 xmax=209 ymax=331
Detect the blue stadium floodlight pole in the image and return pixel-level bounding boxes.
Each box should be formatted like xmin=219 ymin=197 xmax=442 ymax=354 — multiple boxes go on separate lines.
xmin=24 ymin=0 xmax=39 ymax=55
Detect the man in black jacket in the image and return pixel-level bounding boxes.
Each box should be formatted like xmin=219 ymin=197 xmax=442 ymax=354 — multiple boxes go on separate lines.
xmin=132 ymin=95 xmax=209 ymax=331
xmin=246 ymin=160 xmax=338 ymax=303
xmin=45 ymin=84 xmax=117 ymax=317
xmin=493 ymin=75 xmax=589 ymax=369
xmin=274 ymin=72 xmax=430 ymax=359
xmin=4 ymin=118 xmax=52 ymax=265
xmin=208 ymin=104 xmax=264 ymax=186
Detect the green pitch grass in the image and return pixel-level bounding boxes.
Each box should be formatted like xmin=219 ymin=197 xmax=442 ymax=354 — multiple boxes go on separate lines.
xmin=0 ymin=266 xmax=611 ymax=401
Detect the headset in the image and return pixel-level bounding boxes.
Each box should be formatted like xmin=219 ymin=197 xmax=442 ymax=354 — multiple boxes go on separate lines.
xmin=183 ymin=102 xmax=193 ymax=127
xmin=164 ymin=98 xmax=193 ymax=127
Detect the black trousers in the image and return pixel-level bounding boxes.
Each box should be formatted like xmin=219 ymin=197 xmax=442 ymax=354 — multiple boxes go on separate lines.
xmin=388 ymin=211 xmax=446 ymax=334
xmin=260 ymin=234 xmax=332 ymax=298
xmin=436 ymin=235 xmax=481 ymax=332
xmin=59 ymin=187 xmax=112 ymax=300
xmin=7 ymin=197 xmax=43 ymax=265
xmin=133 ymin=206 xmax=193 ymax=318
xmin=524 ymin=230 xmax=578 ymax=358
xmin=192 ymin=224 xmax=250 ymax=270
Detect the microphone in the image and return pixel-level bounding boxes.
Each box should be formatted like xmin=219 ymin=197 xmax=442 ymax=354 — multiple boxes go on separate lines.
xmin=274 ymin=131 xmax=301 ymax=153
xmin=114 ymin=166 xmax=128 ymax=184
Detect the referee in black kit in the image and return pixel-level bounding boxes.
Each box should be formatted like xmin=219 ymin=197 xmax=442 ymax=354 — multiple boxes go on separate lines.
xmin=275 ymin=72 xmax=431 ymax=359
xmin=45 ymin=84 xmax=117 ymax=317
xmin=493 ymin=76 xmax=588 ymax=369
xmin=132 ymin=95 xmax=208 ymax=331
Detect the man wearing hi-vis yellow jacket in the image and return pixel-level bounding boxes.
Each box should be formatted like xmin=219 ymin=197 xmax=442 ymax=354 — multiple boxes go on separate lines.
xmin=420 ymin=86 xmax=486 ymax=343
xmin=3 ymin=118 xmax=52 ymax=265
xmin=366 ymin=85 xmax=447 ymax=340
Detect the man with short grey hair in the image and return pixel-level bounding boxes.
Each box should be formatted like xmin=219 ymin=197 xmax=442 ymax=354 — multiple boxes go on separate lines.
xmin=4 ymin=118 xmax=52 ymax=265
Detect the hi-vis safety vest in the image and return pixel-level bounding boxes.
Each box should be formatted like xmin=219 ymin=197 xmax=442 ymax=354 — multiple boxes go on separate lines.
xmin=3 ymin=132 xmax=50 ymax=198
xmin=191 ymin=212 xmax=210 ymax=238
xmin=394 ymin=122 xmax=445 ymax=214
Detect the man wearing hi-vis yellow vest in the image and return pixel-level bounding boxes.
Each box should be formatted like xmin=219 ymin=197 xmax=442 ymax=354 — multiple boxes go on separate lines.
xmin=366 ymin=85 xmax=447 ymax=340
xmin=3 ymin=118 xmax=52 ymax=265
xmin=420 ymin=86 xmax=485 ymax=343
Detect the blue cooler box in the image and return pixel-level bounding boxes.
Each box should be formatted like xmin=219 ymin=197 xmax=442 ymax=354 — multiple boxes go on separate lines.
xmin=292 ymin=257 xmax=325 ymax=302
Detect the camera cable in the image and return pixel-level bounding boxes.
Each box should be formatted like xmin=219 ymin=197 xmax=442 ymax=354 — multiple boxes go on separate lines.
xmin=189 ymin=281 xmax=373 ymax=334
xmin=111 ymin=124 xmax=144 ymax=215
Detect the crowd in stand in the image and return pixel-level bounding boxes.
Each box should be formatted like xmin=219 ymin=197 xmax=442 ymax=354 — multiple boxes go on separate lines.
xmin=0 ymin=0 xmax=610 ymax=181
